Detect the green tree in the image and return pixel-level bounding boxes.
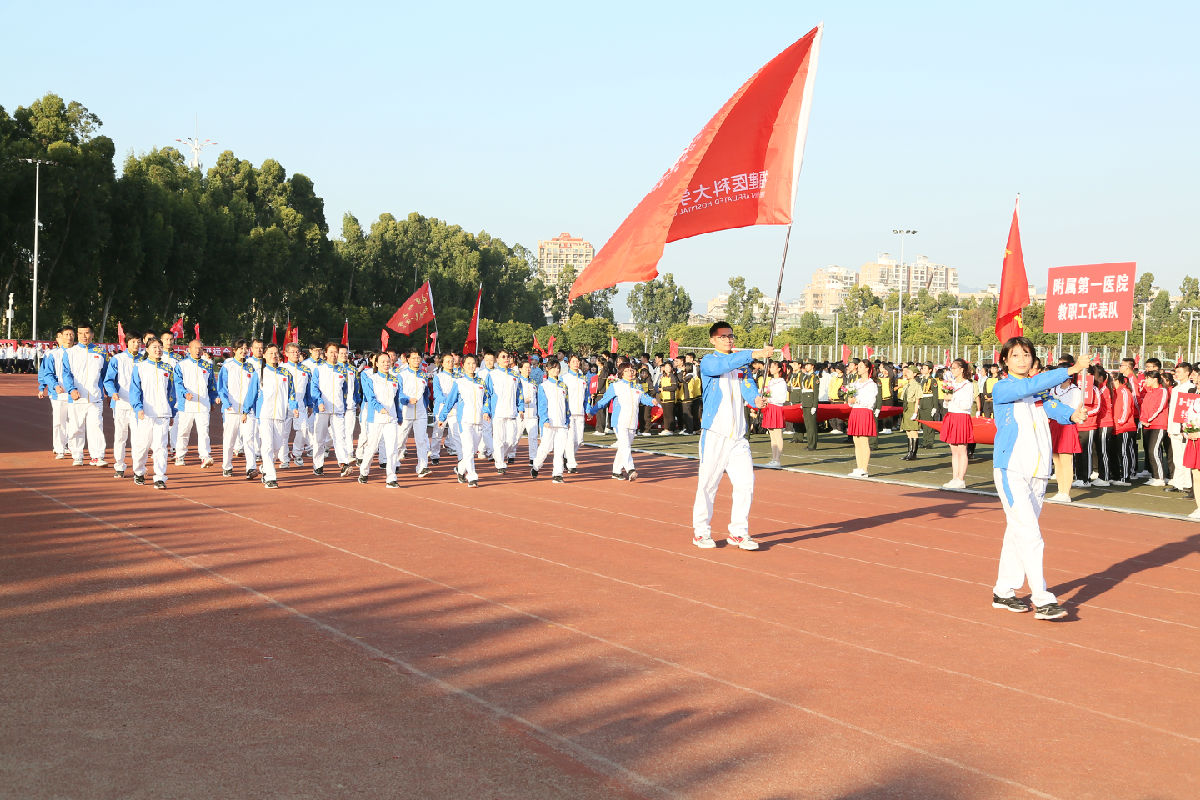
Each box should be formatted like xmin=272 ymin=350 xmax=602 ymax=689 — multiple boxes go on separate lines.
xmin=497 ymin=319 xmax=534 ymax=352
xmin=564 ymin=313 xmax=616 ymax=356
xmin=627 ymin=272 xmax=692 ymax=346
xmin=724 ymin=275 xmax=765 ymax=328
xmin=1134 ymin=272 xmax=1156 ymax=304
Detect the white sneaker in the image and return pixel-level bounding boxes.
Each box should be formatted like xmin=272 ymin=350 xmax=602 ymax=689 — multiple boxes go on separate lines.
xmin=1049 ymin=493 xmax=1073 ymax=503
xmin=1091 ymin=479 xmax=1110 ymax=487
xmin=1147 ymin=478 xmax=1166 ymax=487
xmin=849 ymin=470 xmax=867 ymax=479
xmin=1090 ymin=471 xmax=1099 ymax=481
xmin=55 ymin=452 xmax=66 ymax=459
xmin=762 ymin=460 xmax=781 ymax=469
xmin=692 ymin=535 xmax=716 ymax=550
xmin=1071 ymin=480 xmax=1090 ymax=488
xmin=201 ymin=458 xmax=214 ymax=468
xmin=592 ymin=431 xmax=605 ymax=437
xmin=1188 ymin=508 xmax=1200 ymax=520
xmin=941 ymin=479 xmax=966 ymax=489
xmin=880 ymin=428 xmax=892 ymax=434
xmin=1112 ymin=480 xmax=1131 ymax=486
xmin=174 ymin=459 xmax=186 ymax=467
xmin=1136 ymin=470 xmax=1152 ymax=478
xmin=727 ymin=534 xmax=760 ymax=551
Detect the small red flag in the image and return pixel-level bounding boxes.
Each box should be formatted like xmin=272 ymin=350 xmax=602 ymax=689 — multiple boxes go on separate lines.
xmin=1046 ymin=350 xmax=1054 ymax=365
xmin=780 ymin=343 xmax=790 ymax=361
xmin=944 ymin=349 xmax=951 ymax=368
xmin=546 ymin=335 xmax=556 ymax=355
xmin=995 ymin=197 xmax=1029 ymax=343
xmin=991 ymin=349 xmax=998 ymax=364
xmin=427 ymin=330 xmax=438 ymax=355
xmin=117 ymin=322 xmax=126 ymax=348
xmin=610 ymin=336 xmax=618 ymax=353
xmin=381 ymin=328 xmax=389 ymax=352
xmin=271 ymin=325 xmax=278 ymax=345
xmin=463 ymin=287 xmax=481 ymax=355
xmin=866 ymin=346 xmax=874 ymax=358
xmin=669 ymin=340 xmax=680 ymax=360
xmin=170 ymin=317 xmax=185 ymax=339
xmin=282 ymin=322 xmax=292 ymax=351
xmin=341 ymin=319 xmax=349 ymax=347
xmin=387 ymin=281 xmax=437 ymax=335
xmin=841 ymin=344 xmax=850 ymax=363
xmin=1093 ymin=352 xmax=1102 ymax=365
xmin=194 ymin=323 xmax=200 ymax=340
xmin=292 ymin=326 xmax=300 ymax=345
xmin=533 ymin=334 xmax=544 ymax=356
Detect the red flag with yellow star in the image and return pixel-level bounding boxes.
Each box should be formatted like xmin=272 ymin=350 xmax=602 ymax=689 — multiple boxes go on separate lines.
xmin=387 ymin=281 xmax=436 ymax=335
xmin=995 ymin=197 xmax=1029 ymax=343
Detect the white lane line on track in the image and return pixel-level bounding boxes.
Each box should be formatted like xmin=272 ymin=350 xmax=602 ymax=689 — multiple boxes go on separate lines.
xmin=3 ymin=478 xmax=681 ymax=800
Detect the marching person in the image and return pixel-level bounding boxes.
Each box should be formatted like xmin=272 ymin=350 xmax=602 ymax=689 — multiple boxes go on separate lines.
xmin=518 ymin=359 xmax=540 ymax=465
xmin=337 ymin=344 xmax=360 ymax=468
xmin=357 ymin=352 xmax=402 ymax=487
xmin=939 ymin=358 xmax=975 ymax=489
xmin=989 ymin=336 xmax=1085 ymax=620
xmin=173 ymin=337 xmax=217 ymax=468
xmin=690 ymin=322 xmax=769 ymax=551
xmin=217 ymin=339 xmax=260 ymax=480
xmin=530 ymin=358 xmax=569 ymax=482
xmin=129 ymin=337 xmax=176 ymax=490
xmin=103 ymin=330 xmax=142 ymax=478
xmin=243 ymin=343 xmax=299 ymax=489
xmin=66 ymin=324 xmax=109 ymax=467
xmin=587 ymin=361 xmax=660 ymax=482
xmin=36 ymin=326 xmax=76 ymax=459
xmin=278 ymin=342 xmax=314 ymax=468
xmin=487 ymin=350 xmax=523 ymax=473
xmin=397 ymin=349 xmax=432 ymax=478
xmin=431 ymin=352 xmax=459 ymax=466
xmin=160 ymin=331 xmax=181 ymax=455
xmin=437 ymin=353 xmax=492 ymax=488
xmin=561 ymin=354 xmax=589 ymax=473
xmin=311 ymin=342 xmax=354 ymax=477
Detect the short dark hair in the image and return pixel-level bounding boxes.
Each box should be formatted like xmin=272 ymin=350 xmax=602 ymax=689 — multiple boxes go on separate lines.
xmin=57 ymin=325 xmax=74 ymax=335
xmin=709 ymin=320 xmax=732 ymax=336
xmin=999 ymin=336 xmax=1036 ymax=365
xmin=233 ymin=338 xmax=249 ymax=350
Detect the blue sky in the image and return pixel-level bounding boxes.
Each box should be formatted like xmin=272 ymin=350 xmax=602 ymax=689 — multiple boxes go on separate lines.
xmin=5 ymin=1 xmax=1198 ymax=319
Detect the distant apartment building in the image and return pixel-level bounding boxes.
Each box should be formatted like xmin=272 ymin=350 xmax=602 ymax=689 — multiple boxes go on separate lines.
xmin=801 ymin=266 xmax=858 ymax=315
xmin=537 ymin=232 xmax=595 ymax=286
xmin=860 ymin=254 xmax=959 ymax=298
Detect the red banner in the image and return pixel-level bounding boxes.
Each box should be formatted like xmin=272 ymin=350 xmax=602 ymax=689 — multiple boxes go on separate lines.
xmin=380 ymin=328 xmax=389 ymax=352
xmin=340 ymin=319 xmax=349 ymax=347
xmin=840 ymin=344 xmax=850 ymax=362
xmin=780 ymin=343 xmax=790 ymax=361
xmin=1173 ymin=392 xmax=1200 ymax=424
xmin=610 ymin=336 xmax=618 ymax=353
xmin=463 ymin=287 xmax=481 ymax=355
xmin=995 ymin=198 xmax=1029 ymax=343
xmin=387 ymin=281 xmax=436 ymax=335
xmin=1043 ymin=262 xmax=1136 ymax=333
xmin=569 ymin=26 xmax=822 ymax=300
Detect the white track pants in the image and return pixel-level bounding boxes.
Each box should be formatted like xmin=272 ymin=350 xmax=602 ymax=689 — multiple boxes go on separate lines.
xmin=458 ymin=423 xmax=482 ymax=482
xmin=478 ymin=418 xmax=493 ymax=458
xmin=259 ymin=419 xmax=286 ymax=482
xmin=175 ymin=409 xmax=212 ymax=461
xmin=567 ymin=415 xmax=584 ymax=469
xmin=112 ymin=406 xmax=136 ymax=472
xmin=433 ymin=418 xmax=460 ymax=461
xmin=493 ymin=416 xmax=518 ymax=469
xmin=1169 ymin=432 xmax=1193 ymax=489
xmin=397 ymin=415 xmax=429 ymax=472
xmin=612 ymin=427 xmax=637 ymax=474
xmin=342 ymin=410 xmax=357 ymax=460
xmin=68 ymin=401 xmax=106 ymax=461
xmin=313 ymin=413 xmax=350 ymax=468
xmin=132 ymin=415 xmax=170 ymax=483
xmin=519 ymin=414 xmax=539 ymax=462
xmin=279 ymin=408 xmax=310 ymax=463
xmin=359 ymin=421 xmax=398 ymax=481
xmin=692 ymin=433 xmax=755 ymax=539
xmin=992 ymin=469 xmax=1055 ymax=607
xmin=49 ymin=396 xmax=69 ymax=455
xmin=222 ymin=412 xmax=258 ymax=472
xmin=533 ymin=425 xmax=568 ymax=477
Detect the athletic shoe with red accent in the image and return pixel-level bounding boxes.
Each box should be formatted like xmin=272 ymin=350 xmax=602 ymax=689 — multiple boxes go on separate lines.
xmin=727 ymin=535 xmax=760 ymax=551
xmin=692 ymin=535 xmax=716 ymax=550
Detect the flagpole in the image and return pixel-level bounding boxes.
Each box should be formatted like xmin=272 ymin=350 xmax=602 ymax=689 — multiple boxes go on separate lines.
xmin=766 ymin=224 xmax=793 ymax=351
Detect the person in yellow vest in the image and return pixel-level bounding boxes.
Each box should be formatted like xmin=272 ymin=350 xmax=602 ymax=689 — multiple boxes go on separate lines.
xmin=656 ymin=361 xmax=681 ymax=435
xmin=686 ymin=364 xmax=702 ymax=433
xmin=982 ymin=363 xmax=1001 ymax=418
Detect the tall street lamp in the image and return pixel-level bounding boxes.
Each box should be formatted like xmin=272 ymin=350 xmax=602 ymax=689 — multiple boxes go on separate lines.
xmin=948 ymin=308 xmax=964 ymax=359
xmin=19 ymin=158 xmax=58 ymax=342
xmin=892 ymin=229 xmax=917 ymax=360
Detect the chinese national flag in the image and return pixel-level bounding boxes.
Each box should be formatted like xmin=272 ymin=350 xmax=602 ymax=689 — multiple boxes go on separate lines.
xmin=283 ymin=322 xmax=293 ymax=352
xmin=117 ymin=322 xmax=126 ymax=348
xmin=669 ymin=340 xmax=679 ymax=360
xmin=463 ymin=287 xmax=481 ymax=355
xmin=995 ymin=197 xmax=1029 ymax=343
xmin=569 ymin=26 xmax=822 ymax=299
xmin=341 ymin=319 xmax=349 ymax=347
xmin=866 ymin=346 xmax=874 ymax=358
xmin=387 ymin=281 xmax=436 ymax=335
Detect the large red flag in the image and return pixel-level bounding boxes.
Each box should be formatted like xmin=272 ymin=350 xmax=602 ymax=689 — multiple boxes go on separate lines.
xmin=387 ymin=281 xmax=436 ymax=335
xmin=995 ymin=197 xmax=1029 ymax=343
xmin=117 ymin=322 xmax=126 ymax=348
xmin=569 ymin=26 xmax=822 ymax=300
xmin=463 ymin=287 xmax=481 ymax=355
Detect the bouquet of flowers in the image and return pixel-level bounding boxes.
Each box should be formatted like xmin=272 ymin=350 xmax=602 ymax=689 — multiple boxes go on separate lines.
xmin=1183 ymin=408 xmax=1200 ymax=440
xmin=840 ymin=384 xmax=858 ymax=404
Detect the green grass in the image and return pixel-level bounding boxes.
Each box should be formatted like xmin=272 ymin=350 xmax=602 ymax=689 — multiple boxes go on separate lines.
xmin=582 ymin=428 xmax=1200 ymax=521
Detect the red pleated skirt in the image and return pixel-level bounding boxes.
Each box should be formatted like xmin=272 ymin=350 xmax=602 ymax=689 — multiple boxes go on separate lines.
xmin=762 ymin=403 xmax=785 ymax=429
xmin=847 ymin=407 xmax=877 ymax=437
xmin=939 ymin=412 xmax=974 ymax=445
xmin=1048 ymin=421 xmax=1081 ymax=454
xmin=1183 ymin=437 xmax=1200 ymax=470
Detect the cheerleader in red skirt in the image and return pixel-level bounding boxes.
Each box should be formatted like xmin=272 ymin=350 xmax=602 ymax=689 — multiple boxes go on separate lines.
xmin=939 ymin=358 xmax=975 ymax=489
xmin=845 ymin=360 xmax=878 ymax=478
xmin=1047 ymin=360 xmax=1082 ymax=502
xmin=761 ymin=360 xmax=789 ymax=468
xmin=1181 ymin=405 xmax=1200 ymax=519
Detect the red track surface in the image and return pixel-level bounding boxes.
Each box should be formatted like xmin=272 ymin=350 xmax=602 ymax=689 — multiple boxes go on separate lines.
xmin=2 ymin=375 xmax=1197 ymax=799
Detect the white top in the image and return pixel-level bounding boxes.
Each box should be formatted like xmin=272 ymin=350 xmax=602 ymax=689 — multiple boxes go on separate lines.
xmin=766 ymin=377 xmax=789 ymax=405
xmin=848 ymin=378 xmax=878 ymax=410
xmin=943 ymin=378 xmax=974 ymax=415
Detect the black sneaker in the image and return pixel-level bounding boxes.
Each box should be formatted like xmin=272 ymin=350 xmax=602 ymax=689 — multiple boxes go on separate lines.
xmin=430 ymin=457 xmax=440 ymax=465
xmin=357 ymin=475 xmax=368 ymax=485
xmin=1034 ymin=602 xmax=1068 ymax=620
xmin=457 ymin=470 xmax=466 ymax=484
xmin=496 ymin=467 xmax=506 ymax=475
xmin=991 ymin=594 xmax=1030 ymax=613
xmin=612 ymin=472 xmax=625 ymax=480
xmin=530 ymin=467 xmax=539 ymax=478
xmin=154 ymin=480 xmax=166 ymax=490
xmin=222 ymin=468 xmax=233 ymax=477
xmin=264 ymin=480 xmax=279 ymax=489
xmin=113 ymin=470 xmax=125 ymax=479
xmin=313 ymin=466 xmax=324 ymax=476
xmin=133 ymin=474 xmax=145 ymax=486
xmin=567 ymin=468 xmax=578 ymax=474
xmin=418 ymin=467 xmax=432 ymax=478
xmin=386 ymin=480 xmax=399 ymax=488
xmin=628 ymin=470 xmax=638 ymax=482
xmin=379 ymin=462 xmax=386 ymax=471
xmin=552 ymin=475 xmax=564 ymax=484
xmin=245 ymin=469 xmax=259 ymax=481
xmin=468 ymin=479 xmax=479 ymax=488
xmin=340 ymin=463 xmax=355 ymax=478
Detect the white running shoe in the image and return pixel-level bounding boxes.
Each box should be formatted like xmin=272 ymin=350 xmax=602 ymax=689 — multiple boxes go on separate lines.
xmin=727 ymin=534 xmax=760 ymax=551
xmin=1049 ymin=493 xmax=1073 ymax=503
xmin=1090 ymin=471 xmax=1099 ymax=481
xmin=55 ymin=452 xmax=66 ymax=459
xmin=848 ymin=468 xmax=865 ymax=477
xmin=941 ymin=479 xmax=966 ymax=489
xmin=174 ymin=459 xmax=186 ymax=467
xmin=201 ymin=458 xmax=214 ymax=468
xmin=762 ymin=460 xmax=781 ymax=469
xmin=1147 ymin=478 xmax=1166 ymax=487
xmin=1091 ymin=479 xmax=1111 ymax=487
xmin=1188 ymin=508 xmax=1200 ymax=520
xmin=692 ymin=535 xmax=716 ymax=550
xmin=1071 ymin=480 xmax=1090 ymax=488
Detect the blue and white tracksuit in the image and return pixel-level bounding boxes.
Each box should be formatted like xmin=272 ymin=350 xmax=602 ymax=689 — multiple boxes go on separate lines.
xmin=173 ymin=355 xmax=217 ymax=463
xmin=218 ymin=357 xmax=258 ymax=472
xmin=244 ymin=364 xmax=299 ymax=483
xmin=103 ymin=349 xmax=141 ymax=472
xmin=396 ymin=365 xmax=430 ymax=473
xmin=488 ymin=366 xmax=524 ymax=469
xmin=130 ymin=357 xmax=177 ymax=483
xmin=66 ymin=343 xmax=109 ymax=462
xmin=991 ymin=367 xmax=1078 ymax=606
xmin=691 ymin=350 xmax=761 ymax=541
xmin=279 ymin=361 xmax=314 ymax=464
xmin=587 ymin=378 xmax=657 ymax=475
xmin=38 ymin=346 xmax=75 ymax=456
xmin=519 ymin=376 xmax=540 ymax=462
xmin=438 ymin=373 xmax=492 ymax=482
xmin=562 ymin=368 xmax=589 ymax=468
xmin=311 ymin=361 xmax=351 ymax=469
xmin=533 ymin=377 xmax=569 ymax=477
xmin=432 ymin=369 xmax=460 ymax=461
xmin=359 ymin=369 xmax=402 ymax=481
xmin=340 ymin=363 xmax=360 ymax=460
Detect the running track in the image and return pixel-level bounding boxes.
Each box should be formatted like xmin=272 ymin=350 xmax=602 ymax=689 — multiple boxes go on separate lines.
xmin=2 ymin=376 xmax=1197 ymax=799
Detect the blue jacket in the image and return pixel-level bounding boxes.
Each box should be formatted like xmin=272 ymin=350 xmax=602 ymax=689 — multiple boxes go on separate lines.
xmin=697 ymin=350 xmax=760 ymax=435
xmin=39 ymin=347 xmax=76 ymax=396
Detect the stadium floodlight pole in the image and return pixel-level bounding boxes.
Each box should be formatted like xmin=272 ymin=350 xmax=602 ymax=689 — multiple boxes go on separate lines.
xmin=892 ymin=229 xmax=917 ymax=359
xmin=19 ymin=158 xmax=58 ymax=343
xmin=1140 ymin=301 xmax=1152 ymax=357
xmin=175 ymin=116 xmax=218 ymax=170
